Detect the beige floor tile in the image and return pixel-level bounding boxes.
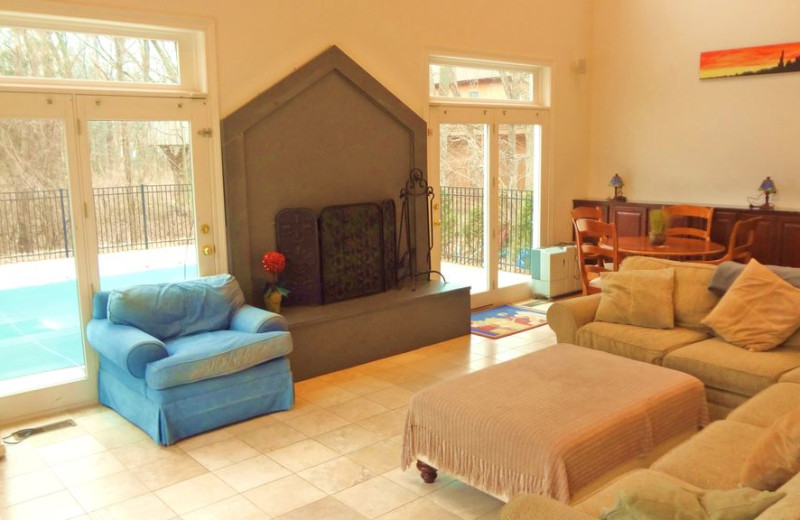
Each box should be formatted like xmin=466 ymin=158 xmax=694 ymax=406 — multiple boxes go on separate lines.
xmin=68 ymin=470 xmax=149 ymax=512
xmin=281 ymin=408 xmax=349 ymax=437
xmin=175 ymin=428 xmax=234 ymax=452
xmin=427 ymin=481 xmax=504 ymax=520
xmin=91 ymin=422 xmax=151 ymax=450
xmin=302 ymin=385 xmax=359 ymax=408
xmin=382 ymin=467 xmax=455 ymax=496
xmin=37 ymin=434 xmax=107 ymax=466
xmin=87 ymin=492 xmax=175 ymax=520
xmin=181 ymin=495 xmax=269 ymax=520
xmin=398 ymin=374 xmax=443 ymax=393
xmin=333 ymin=375 xmax=395 ymax=396
xmin=51 ymin=451 xmax=126 ymax=486
xmin=20 ymin=422 xmax=89 ymax=449
xmin=110 ymin=440 xmax=181 ymax=469
xmin=213 ymin=455 xmax=291 ymax=492
xmin=293 ymin=378 xmax=332 ymax=397
xmin=69 ymin=407 xmax=128 ymax=433
xmin=236 ymin=422 xmax=307 ymax=452
xmin=357 ymin=409 xmax=407 ymax=437
xmin=389 ymin=350 xmax=430 ymax=365
xmin=268 ymin=439 xmax=339 ymax=472
xmin=0 ymin=490 xmax=84 ymax=520
xmin=475 ymin=507 xmax=503 ymax=520
xmin=0 ymin=467 xmax=64 ymax=508
xmin=345 ymin=439 xmax=403 ymax=476
xmin=243 ymin=474 xmax=326 ymax=517
xmin=376 ymin=497 xmax=463 ymax=520
xmin=437 ymin=365 xmax=473 ymax=380
xmin=274 ymin=496 xmax=368 ymax=520
xmin=186 ymin=438 xmax=260 ymax=471
xmin=326 ymin=397 xmax=390 ymax=422
xmin=298 ymin=456 xmax=374 ymax=494
xmin=314 ymin=424 xmax=386 ymax=455
xmin=334 ymin=476 xmax=417 ymax=519
xmin=129 ymin=452 xmax=208 ymax=491
xmin=365 ymin=385 xmax=415 ymax=409
xmin=0 ymin=444 xmax=48 ymax=479
xmin=369 ymin=366 xmax=424 ymax=385
xmin=216 ymin=414 xmax=278 ymax=437
xmin=269 ymin=397 xmax=320 ymax=422
xmin=155 ymin=473 xmax=237 ymax=516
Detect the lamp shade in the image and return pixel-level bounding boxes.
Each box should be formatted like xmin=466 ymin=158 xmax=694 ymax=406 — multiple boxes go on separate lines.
xmin=759 ymin=176 xmax=776 ymax=194
xmin=609 ymin=174 xmax=624 ymax=187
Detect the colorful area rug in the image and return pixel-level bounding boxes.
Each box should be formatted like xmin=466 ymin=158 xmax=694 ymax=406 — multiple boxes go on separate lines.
xmin=470 ymin=304 xmax=548 ymax=339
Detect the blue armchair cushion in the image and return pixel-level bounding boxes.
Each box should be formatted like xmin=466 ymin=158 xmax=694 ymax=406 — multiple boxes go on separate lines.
xmin=108 ymin=282 xmax=233 ymax=341
xmin=145 ymin=330 xmax=293 ymax=390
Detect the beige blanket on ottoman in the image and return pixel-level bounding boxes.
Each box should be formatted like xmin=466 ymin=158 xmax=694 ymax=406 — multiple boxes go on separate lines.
xmin=401 ymin=343 xmax=708 ymax=502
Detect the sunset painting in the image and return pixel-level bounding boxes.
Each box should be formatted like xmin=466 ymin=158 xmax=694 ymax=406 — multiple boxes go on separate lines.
xmin=700 ymin=41 xmax=800 ymax=79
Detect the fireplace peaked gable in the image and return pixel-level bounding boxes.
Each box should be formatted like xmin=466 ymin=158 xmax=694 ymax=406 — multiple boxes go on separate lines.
xmin=221 ymin=45 xmax=428 ymax=304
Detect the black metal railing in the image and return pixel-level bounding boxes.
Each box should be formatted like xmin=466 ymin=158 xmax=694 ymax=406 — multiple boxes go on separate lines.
xmin=0 ymin=184 xmax=194 ymax=264
xmin=440 ymin=186 xmax=533 ymax=274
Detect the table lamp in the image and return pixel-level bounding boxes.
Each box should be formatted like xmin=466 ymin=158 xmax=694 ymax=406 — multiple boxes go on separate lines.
xmin=609 ymin=174 xmax=626 ymax=202
xmin=758 ymin=176 xmax=776 ymax=210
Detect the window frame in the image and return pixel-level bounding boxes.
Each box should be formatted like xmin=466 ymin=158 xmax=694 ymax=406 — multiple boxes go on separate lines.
xmin=0 ymin=10 xmax=206 ymax=94
xmin=429 ymin=54 xmax=551 ymax=108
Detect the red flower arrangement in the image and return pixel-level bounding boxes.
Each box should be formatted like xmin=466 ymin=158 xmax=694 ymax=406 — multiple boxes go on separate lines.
xmin=262 ymin=251 xmax=289 ymax=297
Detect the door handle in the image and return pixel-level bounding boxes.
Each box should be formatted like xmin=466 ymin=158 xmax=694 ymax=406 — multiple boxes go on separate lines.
xmin=433 ymin=220 xmax=442 ymax=226
xmin=202 ymin=245 xmax=215 ymax=256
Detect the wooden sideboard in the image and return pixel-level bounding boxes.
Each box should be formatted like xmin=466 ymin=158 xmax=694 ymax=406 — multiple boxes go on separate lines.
xmin=573 ymin=199 xmax=800 ymax=268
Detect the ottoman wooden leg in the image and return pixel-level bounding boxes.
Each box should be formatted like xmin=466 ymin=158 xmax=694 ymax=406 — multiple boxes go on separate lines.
xmin=416 ymin=460 xmax=438 ymax=483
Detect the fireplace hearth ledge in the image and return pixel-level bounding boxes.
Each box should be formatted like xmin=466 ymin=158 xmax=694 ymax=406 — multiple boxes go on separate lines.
xmin=282 ymin=280 xmax=471 ymax=381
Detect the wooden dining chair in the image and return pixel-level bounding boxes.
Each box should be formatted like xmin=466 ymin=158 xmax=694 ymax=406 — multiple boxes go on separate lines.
xmin=698 ymin=217 xmax=761 ymax=265
xmin=570 ymin=206 xmax=604 ymax=222
xmin=574 ymin=219 xmax=619 ymax=295
xmin=662 ymin=205 xmax=714 ymax=241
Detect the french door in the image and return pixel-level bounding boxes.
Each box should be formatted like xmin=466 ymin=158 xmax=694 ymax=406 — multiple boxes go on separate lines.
xmin=0 ymin=92 xmax=217 ymax=422
xmin=430 ymin=106 xmax=548 ymax=308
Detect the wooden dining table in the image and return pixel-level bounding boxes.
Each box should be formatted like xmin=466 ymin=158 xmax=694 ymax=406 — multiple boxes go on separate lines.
xmin=617 ymin=236 xmax=726 ymax=259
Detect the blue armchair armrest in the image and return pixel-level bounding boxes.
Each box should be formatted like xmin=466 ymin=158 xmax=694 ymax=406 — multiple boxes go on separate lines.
xmin=86 ymin=319 xmax=168 ymax=378
xmin=230 ymin=304 xmax=288 ymax=334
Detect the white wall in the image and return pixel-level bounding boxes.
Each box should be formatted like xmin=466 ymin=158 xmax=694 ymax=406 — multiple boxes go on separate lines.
xmin=8 ymin=0 xmax=594 ymax=246
xmin=590 ymin=0 xmax=800 ymax=212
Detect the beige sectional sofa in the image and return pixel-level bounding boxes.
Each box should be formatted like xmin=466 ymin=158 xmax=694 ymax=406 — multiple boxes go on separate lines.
xmin=546 ymin=256 xmax=800 ymax=420
xmin=499 ymin=256 xmax=800 ymax=519
xmin=500 ymin=382 xmax=800 ymax=519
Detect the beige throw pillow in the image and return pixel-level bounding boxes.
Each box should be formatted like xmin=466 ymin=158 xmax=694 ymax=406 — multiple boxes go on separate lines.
xmin=740 ymin=406 xmax=800 ymax=491
xmin=595 ymin=268 xmax=675 ymax=329
xmin=701 ymin=259 xmax=800 ymax=352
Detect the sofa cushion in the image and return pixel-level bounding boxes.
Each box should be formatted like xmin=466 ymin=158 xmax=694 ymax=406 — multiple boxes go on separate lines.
xmin=576 ymin=322 xmax=708 ymax=365
xmin=701 ymin=259 xmax=800 ymax=352
xmin=108 ymin=280 xmax=234 ymax=341
xmin=663 ymin=338 xmax=800 ymax=397
xmin=600 ymin=480 xmax=705 ymax=520
xmin=728 ymin=383 xmax=800 ymax=428
xmin=740 ymin=407 xmax=800 ymax=491
xmin=595 ymin=268 xmax=675 ymax=329
xmin=620 ymin=256 xmax=718 ymax=330
xmin=780 ymin=366 xmax=800 ymax=384
xmin=760 ymin=472 xmax=800 ymax=520
xmin=708 ymin=260 xmax=800 ymax=297
xmin=651 ymin=420 xmax=765 ymax=489
xmin=701 ymin=488 xmax=786 ymax=520
xmin=145 ymin=330 xmax=292 ymax=390
xmin=574 ymin=469 xmax=704 ymax=517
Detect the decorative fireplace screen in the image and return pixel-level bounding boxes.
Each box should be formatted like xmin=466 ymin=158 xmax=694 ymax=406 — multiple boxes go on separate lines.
xmin=277 ymin=200 xmax=396 ymax=305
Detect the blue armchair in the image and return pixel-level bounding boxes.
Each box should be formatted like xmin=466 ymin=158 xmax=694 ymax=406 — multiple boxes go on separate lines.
xmin=86 ymin=274 xmax=294 ymax=445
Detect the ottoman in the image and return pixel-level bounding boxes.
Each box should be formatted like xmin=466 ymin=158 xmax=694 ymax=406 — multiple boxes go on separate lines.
xmin=401 ymin=343 xmax=708 ymax=503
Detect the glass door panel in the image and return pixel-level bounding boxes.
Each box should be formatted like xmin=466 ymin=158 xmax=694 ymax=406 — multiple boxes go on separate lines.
xmin=87 ymin=120 xmax=198 ymax=290
xmin=498 ymin=123 xmax=540 ymax=289
xmin=438 ymin=123 xmax=489 ymax=293
xmin=0 ymin=104 xmax=85 ymax=395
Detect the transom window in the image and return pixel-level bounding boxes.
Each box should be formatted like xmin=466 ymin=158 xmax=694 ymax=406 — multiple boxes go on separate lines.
xmin=0 ymin=11 xmax=205 ymax=93
xmin=429 ymin=55 xmax=550 ymax=107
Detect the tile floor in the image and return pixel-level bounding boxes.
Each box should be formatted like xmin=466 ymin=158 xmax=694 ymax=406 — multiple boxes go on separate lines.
xmin=0 ymin=324 xmax=557 ymax=520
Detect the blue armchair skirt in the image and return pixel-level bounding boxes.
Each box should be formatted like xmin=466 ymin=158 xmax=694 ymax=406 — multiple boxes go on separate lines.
xmin=98 ymin=355 xmax=294 ymax=445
